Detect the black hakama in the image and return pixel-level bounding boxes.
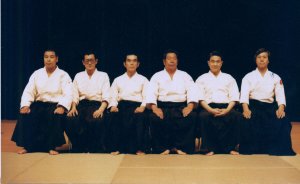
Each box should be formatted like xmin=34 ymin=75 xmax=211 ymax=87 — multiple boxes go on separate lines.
xmin=106 ymin=100 xmax=149 ymax=154
xmin=11 ymin=101 xmax=66 ymax=152
xmin=65 ymin=100 xmax=106 ymax=153
xmin=199 ymin=103 xmax=241 ymax=154
xmin=239 ymin=100 xmax=295 ymax=156
xmin=149 ymin=101 xmax=196 ymax=154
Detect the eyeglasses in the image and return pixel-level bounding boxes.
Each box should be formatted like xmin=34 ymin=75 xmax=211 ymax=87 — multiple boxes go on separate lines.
xmin=83 ymin=59 xmax=96 ymax=63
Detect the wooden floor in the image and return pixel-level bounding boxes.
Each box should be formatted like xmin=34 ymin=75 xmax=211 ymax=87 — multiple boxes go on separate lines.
xmin=2 ymin=120 xmax=300 ymax=184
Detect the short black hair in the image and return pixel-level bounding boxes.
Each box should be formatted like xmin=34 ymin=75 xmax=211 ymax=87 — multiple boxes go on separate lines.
xmin=254 ymin=48 xmax=271 ymax=60
xmin=124 ymin=53 xmax=139 ymax=62
xmin=208 ymin=51 xmax=222 ymax=60
xmin=163 ymin=49 xmax=179 ymax=60
xmin=44 ymin=48 xmax=58 ymax=56
xmin=82 ymin=50 xmax=98 ymax=60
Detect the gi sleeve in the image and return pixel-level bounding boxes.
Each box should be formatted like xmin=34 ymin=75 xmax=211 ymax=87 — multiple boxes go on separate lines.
xmin=109 ymin=78 xmax=119 ymax=108
xmin=228 ymin=76 xmax=240 ymax=102
xmin=101 ymin=73 xmax=111 ymax=104
xmin=185 ymin=73 xmax=198 ymax=104
xmin=240 ymin=75 xmax=251 ymax=104
xmin=58 ymin=72 xmax=73 ymax=111
xmin=274 ymin=75 xmax=286 ymax=106
xmin=72 ymin=75 xmax=80 ymax=105
xmin=146 ymin=74 xmax=159 ymax=105
xmin=20 ymin=72 xmax=37 ymax=108
xmin=195 ymin=76 xmax=205 ymax=102
xmin=141 ymin=77 xmax=149 ymax=107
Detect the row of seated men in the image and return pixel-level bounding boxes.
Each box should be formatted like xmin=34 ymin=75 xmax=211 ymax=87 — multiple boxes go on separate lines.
xmin=11 ymin=48 xmax=296 ymax=156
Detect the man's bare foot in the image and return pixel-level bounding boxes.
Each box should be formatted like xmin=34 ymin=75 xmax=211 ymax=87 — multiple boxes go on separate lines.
xmin=175 ymin=149 xmax=187 ymax=155
xmin=17 ymin=148 xmax=28 ymax=154
xmin=136 ymin=150 xmax=146 ymax=155
xmin=230 ymin=150 xmax=239 ymax=155
xmin=160 ymin=149 xmax=170 ymax=155
xmin=111 ymin=151 xmax=120 ymax=155
xmin=49 ymin=150 xmax=59 ymax=155
xmin=206 ymin=151 xmax=214 ymax=156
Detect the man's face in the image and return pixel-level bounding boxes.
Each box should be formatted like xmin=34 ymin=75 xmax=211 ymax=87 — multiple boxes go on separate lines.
xmin=208 ymin=55 xmax=223 ymax=75
xmin=163 ymin=53 xmax=178 ymax=71
xmin=44 ymin=51 xmax=58 ymax=70
xmin=124 ymin=55 xmax=139 ymax=73
xmin=256 ymin=52 xmax=269 ymax=70
xmin=83 ymin=54 xmax=98 ymax=71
